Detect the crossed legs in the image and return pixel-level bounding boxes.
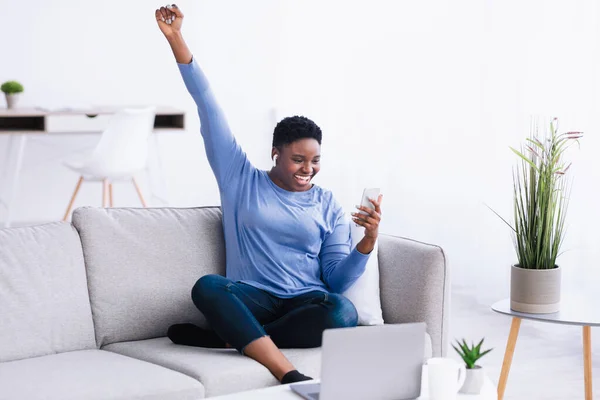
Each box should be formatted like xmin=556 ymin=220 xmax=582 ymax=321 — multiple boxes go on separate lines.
xmin=170 ymin=274 xmax=358 ymax=382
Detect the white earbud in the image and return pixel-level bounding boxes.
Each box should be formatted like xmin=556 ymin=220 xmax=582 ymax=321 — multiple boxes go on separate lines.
xmin=272 ymin=154 xmax=278 ymax=167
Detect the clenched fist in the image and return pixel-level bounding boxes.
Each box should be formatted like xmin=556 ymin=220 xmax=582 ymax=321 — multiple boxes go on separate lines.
xmin=156 ymin=4 xmax=184 ymax=37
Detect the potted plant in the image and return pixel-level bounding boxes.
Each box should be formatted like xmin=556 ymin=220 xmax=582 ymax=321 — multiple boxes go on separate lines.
xmin=453 ymin=338 xmax=492 ymax=394
xmin=1 ymin=80 xmax=24 ymax=109
xmin=492 ymin=118 xmax=582 ymax=313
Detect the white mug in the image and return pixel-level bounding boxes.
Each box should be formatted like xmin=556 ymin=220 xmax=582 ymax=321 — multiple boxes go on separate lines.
xmin=427 ymin=357 xmax=466 ymax=400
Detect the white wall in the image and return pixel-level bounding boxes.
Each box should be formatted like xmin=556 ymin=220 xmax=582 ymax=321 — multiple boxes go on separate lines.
xmin=0 ymin=0 xmax=282 ymax=217
xmin=2 ymin=0 xmax=599 ymax=302
xmin=275 ymin=0 xmax=600 ymax=302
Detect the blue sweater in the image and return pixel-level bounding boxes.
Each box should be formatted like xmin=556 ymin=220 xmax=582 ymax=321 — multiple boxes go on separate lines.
xmin=178 ymin=58 xmax=369 ymax=298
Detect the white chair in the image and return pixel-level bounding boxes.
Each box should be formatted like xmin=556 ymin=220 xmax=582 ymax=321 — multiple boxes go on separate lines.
xmin=62 ymin=107 xmax=156 ymax=221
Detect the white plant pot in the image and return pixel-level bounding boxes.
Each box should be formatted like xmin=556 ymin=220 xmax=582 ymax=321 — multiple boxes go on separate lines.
xmin=5 ymin=93 xmax=20 ymax=109
xmin=511 ymin=264 xmax=561 ymax=314
xmin=460 ymin=365 xmax=485 ymax=394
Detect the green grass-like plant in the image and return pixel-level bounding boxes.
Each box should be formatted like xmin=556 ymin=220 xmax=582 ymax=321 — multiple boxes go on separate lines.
xmin=453 ymin=338 xmax=493 ymax=369
xmin=1 ymin=81 xmax=24 ymax=94
xmin=490 ymin=118 xmax=582 ymax=270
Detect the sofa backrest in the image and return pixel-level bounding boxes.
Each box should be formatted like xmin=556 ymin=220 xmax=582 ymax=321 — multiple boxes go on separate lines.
xmin=72 ymin=206 xmax=225 ymax=347
xmin=0 ymin=222 xmax=96 ymax=362
xmin=377 ymin=234 xmax=449 ymax=357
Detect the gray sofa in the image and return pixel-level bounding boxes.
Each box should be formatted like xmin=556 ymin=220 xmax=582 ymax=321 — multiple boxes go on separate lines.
xmin=0 ymin=206 xmax=449 ymax=399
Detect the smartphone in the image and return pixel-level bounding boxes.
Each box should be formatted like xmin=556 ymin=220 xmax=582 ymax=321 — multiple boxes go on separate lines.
xmin=359 ymin=187 xmax=381 ymax=215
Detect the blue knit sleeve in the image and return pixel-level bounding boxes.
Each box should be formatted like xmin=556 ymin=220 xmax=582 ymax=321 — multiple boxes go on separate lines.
xmin=177 ymin=58 xmax=254 ymax=191
xmin=320 ymin=212 xmax=370 ymax=293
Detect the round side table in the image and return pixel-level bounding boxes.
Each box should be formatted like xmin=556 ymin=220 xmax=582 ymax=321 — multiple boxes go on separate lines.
xmin=492 ymin=296 xmax=599 ymax=400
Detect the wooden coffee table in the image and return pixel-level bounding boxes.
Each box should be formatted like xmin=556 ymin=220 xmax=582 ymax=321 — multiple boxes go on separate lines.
xmin=492 ymin=297 xmax=599 ymax=400
xmin=211 ymin=365 xmax=497 ymax=399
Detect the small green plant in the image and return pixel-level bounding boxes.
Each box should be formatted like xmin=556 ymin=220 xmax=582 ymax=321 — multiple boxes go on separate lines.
xmin=1 ymin=81 xmax=24 ymax=94
xmin=453 ymin=338 xmax=493 ymax=369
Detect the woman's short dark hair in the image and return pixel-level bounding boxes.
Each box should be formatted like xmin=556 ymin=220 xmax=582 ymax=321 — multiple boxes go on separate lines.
xmin=272 ymin=116 xmax=322 ymax=148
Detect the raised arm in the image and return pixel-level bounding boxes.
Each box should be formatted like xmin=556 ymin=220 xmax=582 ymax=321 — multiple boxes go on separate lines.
xmin=156 ymin=5 xmax=192 ymax=63
xmin=155 ymin=4 xmax=252 ymax=190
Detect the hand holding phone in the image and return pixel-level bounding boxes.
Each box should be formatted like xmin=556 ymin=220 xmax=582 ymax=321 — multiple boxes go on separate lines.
xmin=359 ymin=188 xmax=381 ymax=215
xmin=352 ymin=188 xmax=383 ymax=249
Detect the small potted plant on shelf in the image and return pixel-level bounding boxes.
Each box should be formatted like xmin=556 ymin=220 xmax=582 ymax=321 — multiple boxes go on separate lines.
xmin=1 ymin=80 xmax=24 ymax=109
xmin=453 ymin=338 xmax=493 ymax=394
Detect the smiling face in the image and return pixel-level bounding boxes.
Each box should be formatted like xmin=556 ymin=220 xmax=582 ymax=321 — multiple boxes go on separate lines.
xmin=270 ymin=138 xmax=321 ymax=192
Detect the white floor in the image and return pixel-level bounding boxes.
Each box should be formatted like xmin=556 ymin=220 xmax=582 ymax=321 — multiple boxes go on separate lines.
xmin=450 ymin=285 xmax=599 ymax=400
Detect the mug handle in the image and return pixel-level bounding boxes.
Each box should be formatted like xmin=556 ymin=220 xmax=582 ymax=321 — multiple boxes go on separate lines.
xmin=455 ymin=364 xmax=466 ymax=392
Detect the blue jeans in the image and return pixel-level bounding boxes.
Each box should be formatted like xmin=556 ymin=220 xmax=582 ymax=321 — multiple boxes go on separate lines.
xmin=191 ymin=274 xmax=358 ymax=353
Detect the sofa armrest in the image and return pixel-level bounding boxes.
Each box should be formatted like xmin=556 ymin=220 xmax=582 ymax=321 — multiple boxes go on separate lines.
xmin=378 ymin=234 xmax=449 ymax=357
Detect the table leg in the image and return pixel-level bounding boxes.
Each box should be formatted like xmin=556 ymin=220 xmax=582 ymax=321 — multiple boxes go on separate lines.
xmin=583 ymin=326 xmax=592 ymax=400
xmin=147 ymin=133 xmax=169 ymax=206
xmin=102 ymin=179 xmax=108 ymax=208
xmin=498 ymin=317 xmax=521 ymax=400
xmin=4 ymin=135 xmax=27 ymax=228
xmin=0 ymin=135 xmax=14 ymax=204
xmin=108 ymin=183 xmax=114 ymax=207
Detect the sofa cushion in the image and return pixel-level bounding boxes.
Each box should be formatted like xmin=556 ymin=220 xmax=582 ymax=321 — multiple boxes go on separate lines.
xmin=0 ymin=222 xmax=96 ymax=362
xmin=0 ymin=349 xmax=204 ymax=400
xmin=104 ymin=338 xmax=321 ymax=398
xmin=104 ymin=334 xmax=432 ymax=398
xmin=72 ymin=207 xmax=226 ymax=347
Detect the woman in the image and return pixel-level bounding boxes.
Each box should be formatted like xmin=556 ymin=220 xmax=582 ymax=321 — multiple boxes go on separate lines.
xmin=156 ymin=4 xmax=383 ymax=384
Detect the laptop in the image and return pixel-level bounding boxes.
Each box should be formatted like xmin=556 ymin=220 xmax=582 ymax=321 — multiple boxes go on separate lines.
xmin=291 ymin=322 xmax=425 ymax=400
